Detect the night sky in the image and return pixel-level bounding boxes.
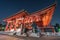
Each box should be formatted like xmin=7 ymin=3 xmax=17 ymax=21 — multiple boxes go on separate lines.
xmin=0 ymin=0 xmax=60 ymax=25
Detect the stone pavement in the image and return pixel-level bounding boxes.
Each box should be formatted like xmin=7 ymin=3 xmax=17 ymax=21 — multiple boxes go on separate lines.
xmin=0 ymin=31 xmax=60 ymax=40
xmin=0 ymin=34 xmax=60 ymax=40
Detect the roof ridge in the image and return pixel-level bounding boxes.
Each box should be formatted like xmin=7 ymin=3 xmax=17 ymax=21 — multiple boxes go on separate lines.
xmin=31 ymin=3 xmax=56 ymax=14
xmin=3 ymin=9 xmax=29 ymax=21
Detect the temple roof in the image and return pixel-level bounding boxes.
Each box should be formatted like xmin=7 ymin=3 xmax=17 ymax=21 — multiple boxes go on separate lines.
xmin=3 ymin=9 xmax=29 ymax=21
xmin=31 ymin=3 xmax=56 ymax=15
xmin=3 ymin=3 xmax=56 ymax=22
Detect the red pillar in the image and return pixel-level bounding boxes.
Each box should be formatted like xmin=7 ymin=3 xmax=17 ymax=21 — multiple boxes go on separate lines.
xmin=5 ymin=22 xmax=9 ymax=31
xmin=9 ymin=23 xmax=13 ymax=31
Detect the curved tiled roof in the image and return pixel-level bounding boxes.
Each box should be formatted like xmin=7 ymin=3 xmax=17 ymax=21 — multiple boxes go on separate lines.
xmin=3 ymin=9 xmax=29 ymax=21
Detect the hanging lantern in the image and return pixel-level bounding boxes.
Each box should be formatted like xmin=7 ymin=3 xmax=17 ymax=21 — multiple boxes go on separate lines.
xmin=23 ymin=16 xmax=29 ymax=23
xmin=27 ymin=16 xmax=33 ymax=23
xmin=35 ymin=16 xmax=40 ymax=22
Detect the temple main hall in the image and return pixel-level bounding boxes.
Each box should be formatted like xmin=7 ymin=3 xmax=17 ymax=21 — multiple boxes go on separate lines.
xmin=3 ymin=3 xmax=56 ymax=34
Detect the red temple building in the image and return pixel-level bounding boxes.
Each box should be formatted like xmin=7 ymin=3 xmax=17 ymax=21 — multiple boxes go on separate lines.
xmin=3 ymin=3 xmax=56 ymax=33
xmin=4 ymin=10 xmax=29 ymax=31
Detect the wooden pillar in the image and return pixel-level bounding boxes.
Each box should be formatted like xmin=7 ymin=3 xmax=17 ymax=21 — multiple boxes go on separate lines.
xmin=41 ymin=28 xmax=44 ymax=32
xmin=14 ymin=25 xmax=16 ymax=31
xmin=5 ymin=22 xmax=9 ymax=31
xmin=13 ymin=19 xmax=17 ymax=31
xmin=52 ymin=28 xmax=54 ymax=33
xmin=20 ymin=24 xmax=23 ymax=34
xmin=9 ymin=22 xmax=13 ymax=31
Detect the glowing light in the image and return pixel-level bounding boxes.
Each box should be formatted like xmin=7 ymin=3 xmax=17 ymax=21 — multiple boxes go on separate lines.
xmin=43 ymin=15 xmax=49 ymax=26
xmin=10 ymin=29 xmax=14 ymax=32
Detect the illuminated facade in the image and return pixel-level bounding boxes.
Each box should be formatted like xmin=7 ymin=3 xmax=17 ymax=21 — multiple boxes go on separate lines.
xmin=3 ymin=3 xmax=56 ymax=33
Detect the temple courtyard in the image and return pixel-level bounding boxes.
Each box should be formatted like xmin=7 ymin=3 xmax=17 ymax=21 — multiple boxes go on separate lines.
xmin=0 ymin=34 xmax=60 ymax=40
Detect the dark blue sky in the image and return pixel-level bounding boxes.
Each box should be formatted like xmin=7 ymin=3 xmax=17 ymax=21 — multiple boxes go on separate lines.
xmin=0 ymin=0 xmax=60 ymax=25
